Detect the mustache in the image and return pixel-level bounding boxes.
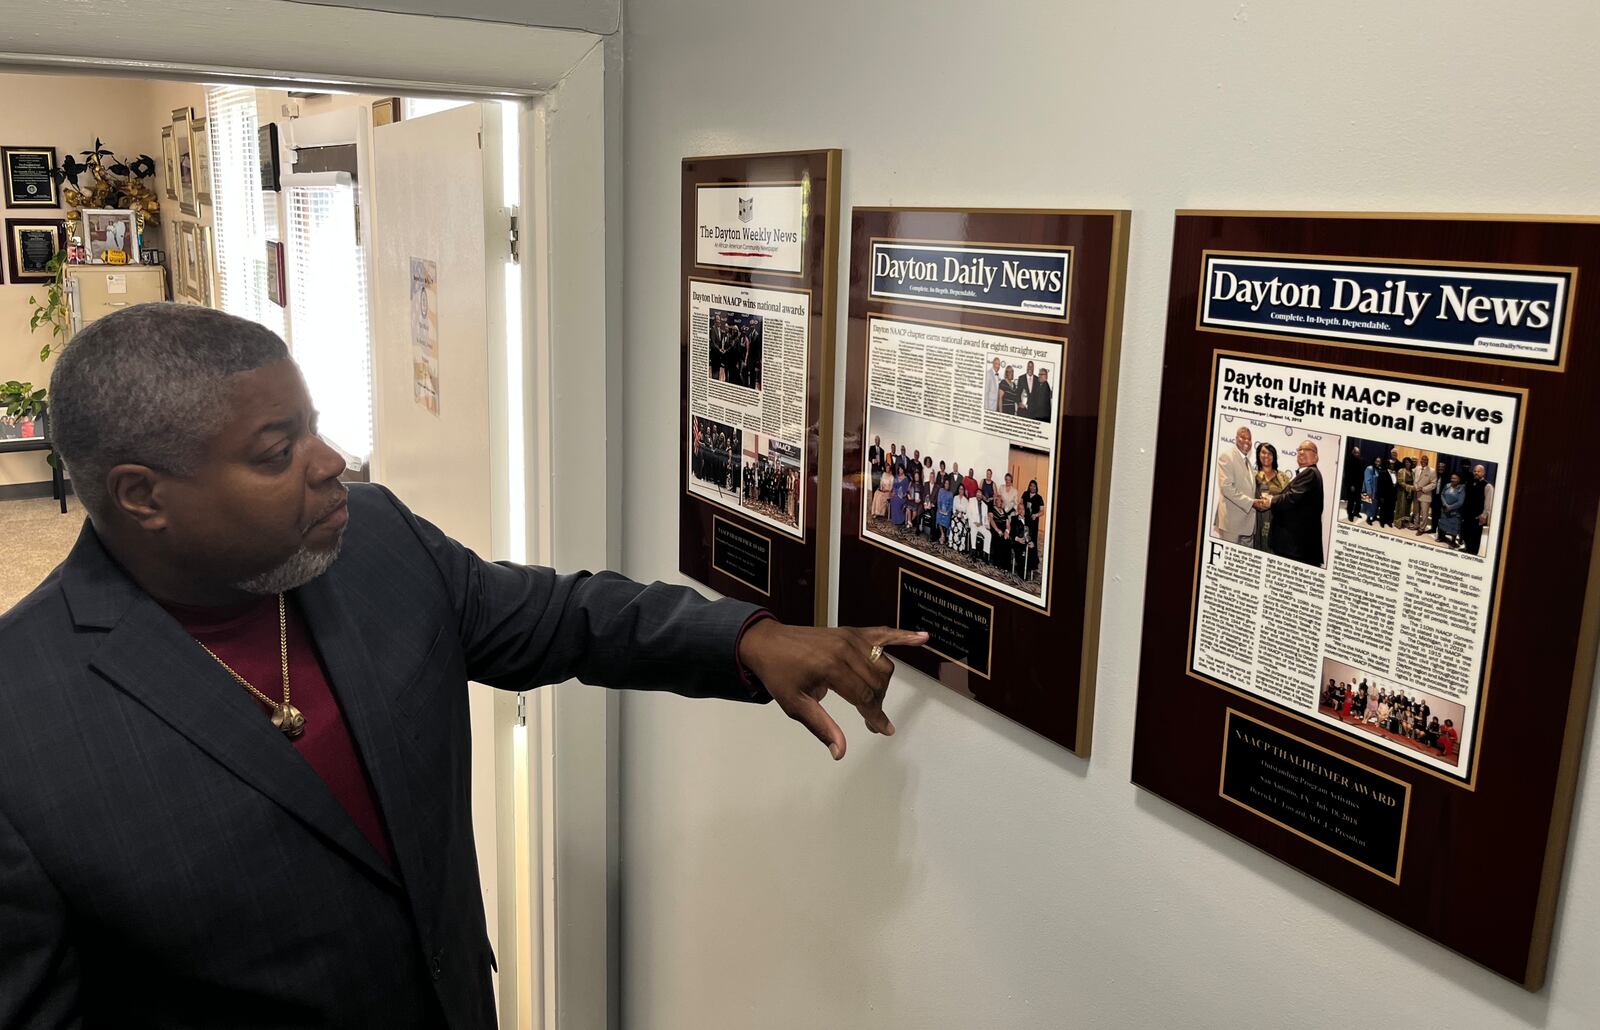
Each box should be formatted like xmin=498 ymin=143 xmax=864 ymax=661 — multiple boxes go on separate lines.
xmin=301 ymin=487 xmax=350 ymax=535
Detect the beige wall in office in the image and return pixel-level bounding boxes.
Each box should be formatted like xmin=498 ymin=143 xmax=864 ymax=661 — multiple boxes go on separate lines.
xmin=618 ymin=1 xmax=1600 ymax=1028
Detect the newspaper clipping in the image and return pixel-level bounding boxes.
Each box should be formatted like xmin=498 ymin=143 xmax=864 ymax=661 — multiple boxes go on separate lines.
xmin=1192 ymin=353 xmax=1519 ymax=781
xmin=685 ymin=278 xmax=809 ymax=537
xmin=861 ymin=316 xmax=1060 ymax=609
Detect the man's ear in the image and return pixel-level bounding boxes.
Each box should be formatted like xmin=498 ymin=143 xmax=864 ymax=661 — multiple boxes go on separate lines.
xmin=106 ymin=464 xmax=169 ymax=530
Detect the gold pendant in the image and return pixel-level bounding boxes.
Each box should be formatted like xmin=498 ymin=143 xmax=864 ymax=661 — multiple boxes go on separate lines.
xmin=273 ymin=703 xmax=307 ymax=741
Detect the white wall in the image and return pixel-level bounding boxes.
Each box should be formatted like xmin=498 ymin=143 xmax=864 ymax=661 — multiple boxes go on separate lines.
xmin=618 ymin=2 xmax=1600 ymax=1028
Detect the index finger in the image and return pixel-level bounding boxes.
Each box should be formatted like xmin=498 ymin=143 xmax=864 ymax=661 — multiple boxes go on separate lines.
xmin=857 ymin=626 xmax=930 ymax=649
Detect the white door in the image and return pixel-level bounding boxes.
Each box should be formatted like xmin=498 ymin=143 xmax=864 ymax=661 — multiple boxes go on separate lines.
xmin=368 ymin=101 xmax=510 ymax=1007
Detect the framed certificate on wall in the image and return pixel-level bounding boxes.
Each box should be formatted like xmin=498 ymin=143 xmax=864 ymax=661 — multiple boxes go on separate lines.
xmin=1131 ymin=210 xmax=1600 ymax=988
xmin=2 ymin=147 xmax=59 ymax=208
xmin=837 ymin=208 xmax=1129 ymax=756
xmin=5 ymin=218 xmax=64 ymax=284
xmin=679 ymin=150 xmax=842 ymax=626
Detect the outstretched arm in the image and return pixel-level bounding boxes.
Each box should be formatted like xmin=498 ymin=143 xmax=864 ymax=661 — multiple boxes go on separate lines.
xmin=383 ymin=487 xmax=926 ymax=758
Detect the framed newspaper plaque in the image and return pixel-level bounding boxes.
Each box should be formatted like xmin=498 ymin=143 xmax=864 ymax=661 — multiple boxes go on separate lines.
xmin=838 ymin=208 xmax=1129 ymax=755
xmin=1131 ymin=211 xmax=1600 ymax=988
xmin=680 ymin=150 xmax=841 ymax=625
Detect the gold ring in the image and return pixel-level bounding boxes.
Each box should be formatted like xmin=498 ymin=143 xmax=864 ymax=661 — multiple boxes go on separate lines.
xmin=868 ymin=645 xmax=884 ymax=663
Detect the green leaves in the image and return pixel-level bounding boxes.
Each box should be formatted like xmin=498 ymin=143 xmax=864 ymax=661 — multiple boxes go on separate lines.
xmin=0 ymin=380 xmax=47 ymax=420
xmin=28 ymin=251 xmax=70 ymax=360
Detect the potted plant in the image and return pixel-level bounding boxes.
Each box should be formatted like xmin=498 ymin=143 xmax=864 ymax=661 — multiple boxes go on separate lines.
xmin=28 ymin=251 xmax=70 ymax=361
xmin=0 ymin=380 xmax=48 ymax=440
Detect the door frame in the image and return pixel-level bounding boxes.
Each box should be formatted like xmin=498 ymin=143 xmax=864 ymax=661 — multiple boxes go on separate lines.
xmin=0 ymin=4 xmax=621 ymax=1029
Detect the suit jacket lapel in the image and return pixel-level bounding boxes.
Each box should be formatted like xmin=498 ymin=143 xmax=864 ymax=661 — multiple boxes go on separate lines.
xmin=91 ymin=602 xmax=401 ymax=887
xmin=63 ymin=526 xmax=399 ymax=888
xmin=295 ymin=575 xmax=433 ymax=923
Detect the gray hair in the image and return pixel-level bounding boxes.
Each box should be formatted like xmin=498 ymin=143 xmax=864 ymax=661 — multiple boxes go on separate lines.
xmin=49 ymin=303 xmax=290 ymax=518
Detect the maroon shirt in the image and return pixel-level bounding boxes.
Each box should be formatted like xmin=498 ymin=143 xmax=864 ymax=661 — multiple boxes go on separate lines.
xmin=164 ymin=594 xmax=395 ymax=867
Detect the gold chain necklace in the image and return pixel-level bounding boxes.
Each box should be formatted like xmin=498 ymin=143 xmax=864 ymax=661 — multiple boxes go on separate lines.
xmin=197 ymin=593 xmax=307 ymax=740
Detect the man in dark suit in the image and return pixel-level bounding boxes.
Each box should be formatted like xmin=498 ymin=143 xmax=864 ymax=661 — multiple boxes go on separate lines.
xmin=1027 ymin=368 xmax=1053 ymax=422
xmin=1342 ymin=444 xmax=1363 ymax=521
xmin=1017 ymin=360 xmax=1040 ymax=418
xmin=1257 ymin=439 xmax=1325 ymax=566
xmin=1460 ymin=463 xmax=1494 ymax=555
xmin=0 ymin=304 xmax=922 ymax=1029
xmin=1374 ymin=457 xmax=1397 ymax=528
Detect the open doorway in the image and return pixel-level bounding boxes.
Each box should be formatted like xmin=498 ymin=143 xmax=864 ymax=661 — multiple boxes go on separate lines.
xmin=0 ymin=8 xmax=624 ymax=1025
xmin=0 ymin=76 xmax=504 ymax=556
xmin=0 ymin=7 xmax=630 ymax=1017
xmin=0 ymin=63 xmax=524 ymax=1012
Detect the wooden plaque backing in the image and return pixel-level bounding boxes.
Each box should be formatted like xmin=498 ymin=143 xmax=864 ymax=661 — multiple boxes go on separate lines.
xmin=1131 ymin=211 xmax=1600 ymax=988
xmin=679 ymin=150 xmax=841 ymax=626
xmin=838 ymin=208 xmax=1129 ymax=755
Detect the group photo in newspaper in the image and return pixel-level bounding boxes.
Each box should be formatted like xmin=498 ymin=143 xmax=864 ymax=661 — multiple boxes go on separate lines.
xmin=685 ymin=279 xmax=809 ymax=536
xmin=861 ymin=316 xmax=1060 ymax=610
xmin=1192 ymin=354 xmax=1520 ymax=780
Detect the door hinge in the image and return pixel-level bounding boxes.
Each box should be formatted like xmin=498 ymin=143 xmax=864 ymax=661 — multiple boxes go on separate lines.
xmin=507 ymin=207 xmax=521 ymax=264
xmin=515 ymin=692 xmax=528 ymax=726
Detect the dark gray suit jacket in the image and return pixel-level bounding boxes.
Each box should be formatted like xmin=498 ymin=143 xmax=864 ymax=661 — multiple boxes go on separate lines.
xmin=0 ymin=484 xmax=764 ymax=1029
xmin=1268 ymin=465 xmax=1325 ymax=566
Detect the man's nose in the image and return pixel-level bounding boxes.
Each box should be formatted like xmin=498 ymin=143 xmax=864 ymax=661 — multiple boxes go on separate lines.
xmin=308 ymin=436 xmax=347 ymax=483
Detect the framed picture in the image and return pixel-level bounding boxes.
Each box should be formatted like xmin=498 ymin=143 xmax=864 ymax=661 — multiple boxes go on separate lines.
xmin=1130 ymin=211 xmax=1600 ymax=990
xmin=371 ymin=97 xmax=402 ymax=127
xmin=173 ymin=107 xmax=196 ymax=216
xmin=191 ymin=115 xmax=213 ymax=208
xmin=170 ymin=226 xmax=186 ymax=299
xmin=160 ymin=126 xmax=177 ymax=201
xmin=179 ymin=221 xmax=200 ymax=299
xmin=2 ymin=146 xmax=59 ymax=207
xmin=266 ymin=240 xmax=286 ymax=306
xmin=198 ymin=225 xmax=214 ymax=306
xmin=679 ymin=150 xmax=842 ymax=626
xmin=837 ymin=207 xmax=1126 ymax=756
xmin=259 ymin=122 xmax=281 ymax=192
xmin=4 ymin=218 xmax=63 ymax=284
xmin=81 ymin=208 xmax=140 ymax=264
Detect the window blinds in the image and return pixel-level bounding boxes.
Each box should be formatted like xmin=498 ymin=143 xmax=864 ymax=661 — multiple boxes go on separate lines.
xmin=286 ymin=184 xmax=372 ymax=462
xmin=206 ymin=86 xmax=284 ymax=338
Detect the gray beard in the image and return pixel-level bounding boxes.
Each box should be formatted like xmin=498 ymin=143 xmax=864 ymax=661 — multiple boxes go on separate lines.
xmin=234 ymin=541 xmax=343 ymax=595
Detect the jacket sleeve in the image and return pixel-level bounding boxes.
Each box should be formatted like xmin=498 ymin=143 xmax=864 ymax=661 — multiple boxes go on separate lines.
xmin=0 ymin=805 xmax=80 ymax=1029
xmin=376 ymin=487 xmax=769 ymax=703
